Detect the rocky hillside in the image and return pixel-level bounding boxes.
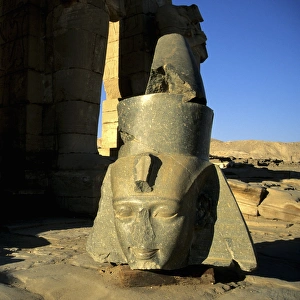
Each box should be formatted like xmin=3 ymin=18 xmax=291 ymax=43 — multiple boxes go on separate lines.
xmin=210 ymin=139 xmax=300 ymax=162
xmin=98 ymin=137 xmax=300 ymax=162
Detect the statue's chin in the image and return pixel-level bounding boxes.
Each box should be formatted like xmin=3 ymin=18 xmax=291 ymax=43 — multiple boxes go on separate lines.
xmin=131 ymin=248 xmax=159 ymax=260
xmin=128 ymin=260 xmax=161 ymax=270
xmin=126 ymin=248 xmax=162 ymax=270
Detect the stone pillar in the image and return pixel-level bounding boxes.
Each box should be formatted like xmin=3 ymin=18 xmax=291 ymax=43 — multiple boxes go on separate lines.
xmin=99 ymin=22 xmax=121 ymax=156
xmin=47 ymin=0 xmax=112 ymax=216
xmin=119 ymin=0 xmax=163 ymax=97
xmin=0 ymin=1 xmax=46 ymax=188
xmin=0 ymin=1 xmax=53 ymax=220
xmin=49 ymin=1 xmax=109 ymax=166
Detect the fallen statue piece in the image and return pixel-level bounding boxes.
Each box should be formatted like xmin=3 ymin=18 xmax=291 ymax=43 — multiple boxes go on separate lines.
xmin=87 ymin=15 xmax=257 ymax=272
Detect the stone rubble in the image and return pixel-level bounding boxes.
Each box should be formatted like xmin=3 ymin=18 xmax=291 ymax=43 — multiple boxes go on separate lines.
xmin=210 ymin=155 xmax=300 ymax=223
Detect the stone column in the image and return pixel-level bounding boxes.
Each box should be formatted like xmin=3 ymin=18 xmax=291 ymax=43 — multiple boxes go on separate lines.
xmin=0 ymin=1 xmax=51 ymax=219
xmin=0 ymin=1 xmax=45 ymax=187
xmin=118 ymin=0 xmax=163 ymax=97
xmin=47 ymin=0 xmax=112 ymax=216
xmin=99 ymin=21 xmax=121 ymax=156
xmin=49 ymin=0 xmax=109 ymax=167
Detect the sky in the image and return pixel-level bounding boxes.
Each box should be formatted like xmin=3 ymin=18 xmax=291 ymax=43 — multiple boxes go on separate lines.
xmin=99 ymin=0 xmax=300 ymax=142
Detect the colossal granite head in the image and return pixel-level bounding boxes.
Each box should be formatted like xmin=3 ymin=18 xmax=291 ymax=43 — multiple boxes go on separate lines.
xmin=86 ymin=31 xmax=257 ymax=272
xmin=86 ymin=32 xmax=215 ymax=270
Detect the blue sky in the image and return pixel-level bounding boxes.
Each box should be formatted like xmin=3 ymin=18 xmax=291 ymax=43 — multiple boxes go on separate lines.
xmin=99 ymin=1 xmax=300 ymax=142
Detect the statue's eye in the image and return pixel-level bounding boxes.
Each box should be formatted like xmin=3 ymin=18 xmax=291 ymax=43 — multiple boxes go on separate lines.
xmin=114 ymin=205 xmax=133 ymax=218
xmin=152 ymin=205 xmax=178 ymax=219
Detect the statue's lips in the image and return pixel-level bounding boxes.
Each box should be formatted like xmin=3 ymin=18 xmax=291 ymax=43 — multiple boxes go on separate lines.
xmin=131 ymin=248 xmax=158 ymax=260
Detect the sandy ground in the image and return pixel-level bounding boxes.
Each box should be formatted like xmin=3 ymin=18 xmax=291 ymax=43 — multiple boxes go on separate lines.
xmin=0 ymin=214 xmax=299 ymax=300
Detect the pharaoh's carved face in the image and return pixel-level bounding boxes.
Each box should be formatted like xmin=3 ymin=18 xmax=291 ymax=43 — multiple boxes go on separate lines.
xmin=111 ymin=153 xmax=209 ymax=270
xmin=113 ymin=195 xmax=195 ymax=269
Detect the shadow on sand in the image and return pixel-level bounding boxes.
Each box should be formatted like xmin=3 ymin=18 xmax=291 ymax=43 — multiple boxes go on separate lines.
xmin=223 ymin=164 xmax=300 ymax=183
xmin=0 ymin=218 xmax=93 ymax=267
xmin=252 ymin=238 xmax=300 ymax=282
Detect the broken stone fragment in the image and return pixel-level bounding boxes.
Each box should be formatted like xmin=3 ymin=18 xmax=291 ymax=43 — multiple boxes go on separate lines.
xmin=145 ymin=33 xmax=207 ymax=104
xmin=258 ymin=188 xmax=300 ymax=223
xmin=227 ymin=179 xmax=268 ymax=216
xmin=156 ymin=4 xmax=208 ymax=65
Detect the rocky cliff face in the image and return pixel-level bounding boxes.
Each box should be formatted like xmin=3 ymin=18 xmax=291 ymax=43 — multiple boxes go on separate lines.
xmin=210 ymin=139 xmax=300 ymax=162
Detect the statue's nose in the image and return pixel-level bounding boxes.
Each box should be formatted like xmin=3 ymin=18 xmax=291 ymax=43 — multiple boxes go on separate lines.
xmin=132 ymin=208 xmax=155 ymax=247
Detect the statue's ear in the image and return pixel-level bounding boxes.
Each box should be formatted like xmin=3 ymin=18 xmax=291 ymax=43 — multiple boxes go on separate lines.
xmin=195 ymin=193 xmax=217 ymax=229
xmin=194 ymin=164 xmax=219 ymax=229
